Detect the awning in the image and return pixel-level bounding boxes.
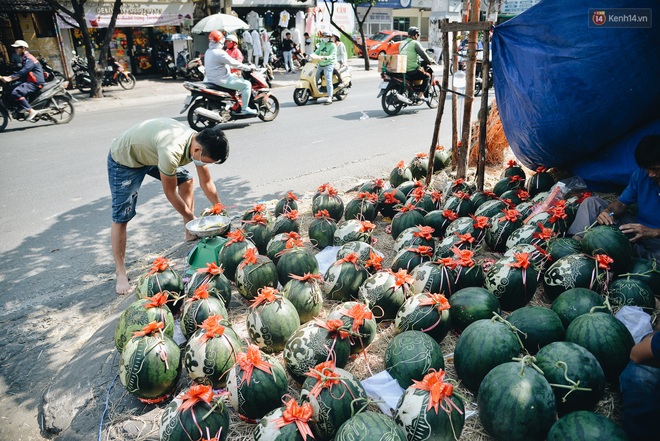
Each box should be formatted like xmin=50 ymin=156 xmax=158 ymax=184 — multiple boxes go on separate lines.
xmin=56 ymin=2 xmax=194 ymax=29
xmin=0 ymin=0 xmax=53 ymax=13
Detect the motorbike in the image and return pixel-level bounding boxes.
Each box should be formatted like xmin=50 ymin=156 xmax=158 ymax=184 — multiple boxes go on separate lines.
xmin=180 ymin=67 xmax=279 ymax=130
xmin=0 ymin=77 xmax=75 ymax=132
xmin=474 ymin=60 xmax=493 ymax=97
xmin=270 ymin=45 xmax=306 ymax=71
xmin=377 ymin=59 xmax=441 ymax=116
xmin=176 ymin=49 xmax=205 ymax=81
xmin=155 ymin=51 xmax=177 ymax=79
xmin=71 ymin=53 xmax=136 ymax=93
xmin=292 ymin=57 xmax=351 ymax=106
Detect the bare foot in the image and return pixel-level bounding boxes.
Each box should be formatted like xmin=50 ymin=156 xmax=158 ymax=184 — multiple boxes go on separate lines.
xmin=186 ymin=231 xmax=199 ymax=242
xmin=116 ymin=274 xmax=131 ymax=295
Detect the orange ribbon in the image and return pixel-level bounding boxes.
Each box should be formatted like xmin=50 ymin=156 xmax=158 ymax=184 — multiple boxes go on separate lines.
xmin=225 ymin=229 xmax=246 ymax=245
xmin=455 ymin=232 xmax=475 ymax=245
xmin=237 ymin=344 xmax=273 ymax=386
xmin=327 ymin=186 xmax=338 ymax=197
xmin=314 ymin=209 xmax=332 ymax=219
xmin=317 ymin=183 xmax=328 ymax=193
xmin=411 ymin=369 xmax=462 ymax=415
xmin=399 ymin=204 xmax=416 ymax=213
xmin=507 ymin=252 xmax=531 ymax=269
xmin=251 ymin=203 xmax=266 ymax=214
xmin=389 ymin=268 xmax=415 ymax=287
xmin=453 ymin=191 xmax=470 ymax=200
xmin=239 ymin=248 xmax=259 ymax=269
xmin=532 ymin=222 xmax=555 ymax=241
xmin=536 ymin=166 xmax=547 ymax=173
xmin=576 ymin=191 xmax=592 ymax=203
xmin=337 ymin=252 xmax=361 ymax=270
xmin=200 ymin=315 xmax=225 ymax=342
xmin=502 ymin=209 xmax=521 ymax=223
xmin=507 ymin=160 xmax=518 ymax=167
xmin=315 ymin=318 xmax=349 ymax=339
xmin=595 ymin=254 xmax=614 ymax=270
xmin=383 ymin=191 xmax=400 ymax=204
xmin=178 ymin=384 xmax=215 ymax=413
xmin=442 ymin=209 xmax=459 ymax=221
xmin=431 ymin=191 xmax=442 ymax=204
xmin=396 ymin=160 xmax=405 ymax=169
xmin=509 ymin=175 xmax=524 ymax=183
xmin=451 ymin=247 xmax=475 ymax=267
xmin=306 ymin=361 xmax=342 ymax=397
xmin=273 ymin=399 xmax=314 ymax=441
xmin=283 ymin=232 xmax=304 ymax=249
xmin=372 ymin=178 xmax=384 ymax=189
xmin=191 ymin=284 xmax=211 ymax=301
xmin=516 ymin=189 xmax=530 ymax=201
xmin=483 ymin=190 xmax=497 ymax=199
xmin=408 ymin=245 xmax=434 ymax=257
xmin=197 ymin=262 xmax=223 ymax=275
xmin=413 ymin=226 xmax=435 ymax=240
xmin=251 ymin=287 xmax=279 ymax=308
xmin=289 ymin=273 xmax=323 ymax=283
xmin=453 ymin=178 xmax=465 ymax=186
xmin=246 ymin=214 xmax=268 ymax=226
xmin=470 ymin=215 xmax=489 ymax=229
xmin=438 ymin=257 xmax=458 ymax=270
xmin=415 ymin=152 xmax=428 ymax=158
xmin=147 ymin=257 xmax=169 ymax=276
xmin=132 ymin=321 xmax=164 ymax=337
xmin=359 ymin=220 xmax=376 ymax=233
xmin=283 ymin=210 xmax=299 ymax=220
xmin=548 ymin=204 xmax=568 ymax=223
xmin=144 ymin=292 xmax=169 ymax=308
xmin=411 ymin=187 xmax=425 ymax=201
xmin=286 ymin=192 xmax=299 ymax=201
xmin=341 ymin=303 xmax=374 ymax=333
xmin=418 ymin=293 xmax=451 ymax=312
xmin=365 ymin=251 xmax=383 ymax=271
xmin=207 ymin=203 xmax=226 ymax=215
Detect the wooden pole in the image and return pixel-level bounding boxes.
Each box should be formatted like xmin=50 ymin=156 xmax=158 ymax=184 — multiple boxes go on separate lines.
xmin=451 ymin=32 xmax=458 ymax=169
xmin=476 ymin=28 xmax=491 ymax=191
xmin=425 ymin=19 xmax=451 ymax=186
xmin=456 ymin=0 xmax=481 ymax=179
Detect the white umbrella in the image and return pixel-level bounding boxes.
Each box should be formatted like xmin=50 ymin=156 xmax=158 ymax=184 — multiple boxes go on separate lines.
xmin=166 ymin=33 xmax=192 ymax=41
xmin=191 ymin=13 xmax=249 ymax=34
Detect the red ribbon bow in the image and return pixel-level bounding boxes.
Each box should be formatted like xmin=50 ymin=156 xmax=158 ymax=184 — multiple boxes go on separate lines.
xmin=315 ymin=318 xmax=349 ymax=339
xmin=306 ymin=361 xmax=341 ymax=397
xmin=411 ymin=370 xmax=462 ymax=415
xmin=509 ymin=175 xmax=524 ymax=183
xmin=365 ymin=251 xmax=383 ymax=271
xmin=413 ymin=226 xmax=435 ymax=240
xmin=359 ymin=220 xmax=376 ymax=233
xmin=251 ymin=287 xmax=279 ymax=308
xmin=133 ymin=321 xmax=164 ymax=337
xmin=419 ymin=293 xmax=451 ymax=312
xmin=315 ymin=209 xmax=332 ymax=219
xmin=237 ymin=344 xmax=273 ymax=386
xmin=191 ymin=284 xmax=211 ymax=301
xmin=178 ymin=384 xmax=215 ymax=413
xmin=507 ymin=252 xmax=531 ymax=269
xmin=200 ymin=315 xmax=225 ymax=342
xmin=389 ymin=268 xmax=415 ymax=287
xmin=470 ymin=215 xmax=489 ymax=229
xmin=341 ymin=303 xmax=374 ymax=333
xmin=197 ymin=262 xmax=223 ymax=275
xmin=225 ymin=229 xmax=246 ymax=245
xmin=207 ymin=203 xmax=226 ymax=215
xmin=337 ymin=252 xmax=361 ymax=270
xmin=383 ymin=191 xmax=400 ymax=204
xmin=595 ymin=254 xmax=614 ymax=270
xmin=289 ymin=273 xmax=323 ymax=283
xmin=502 ymin=209 xmax=521 ymax=223
xmin=415 ymin=152 xmax=428 ymax=158
xmin=144 ymin=292 xmax=169 ymax=308
xmin=239 ymin=248 xmax=259 ymax=269
xmin=147 ymin=257 xmax=169 ymax=276
xmin=273 ymin=399 xmax=314 ymax=441
xmin=442 ymin=210 xmax=459 ymax=221
xmin=536 ymin=166 xmax=547 ymax=173
xmin=507 ymin=160 xmax=518 ymax=167
xmin=455 ymin=232 xmax=475 ymax=245
xmin=396 ymin=160 xmax=406 ymax=169
xmin=286 ymin=192 xmax=299 ymax=201
xmin=532 ymin=222 xmax=555 ymax=241
xmin=451 ymin=247 xmax=475 ymax=267
xmin=283 ymin=210 xmax=299 ymax=220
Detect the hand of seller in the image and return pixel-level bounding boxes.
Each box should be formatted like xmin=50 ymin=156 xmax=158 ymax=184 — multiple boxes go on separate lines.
xmin=620 ymin=223 xmax=660 ymax=242
xmin=596 ymin=210 xmax=616 ymax=226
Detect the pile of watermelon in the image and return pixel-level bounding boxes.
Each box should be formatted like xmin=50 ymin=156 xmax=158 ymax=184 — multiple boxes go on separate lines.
xmin=109 ymin=151 xmax=658 ymax=440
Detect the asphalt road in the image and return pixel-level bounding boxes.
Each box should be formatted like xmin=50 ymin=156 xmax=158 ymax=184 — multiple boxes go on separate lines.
xmin=0 ymin=71 xmax=464 ymax=440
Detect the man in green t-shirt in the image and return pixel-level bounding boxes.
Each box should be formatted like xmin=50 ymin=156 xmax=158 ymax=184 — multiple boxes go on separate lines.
xmin=107 ymin=118 xmax=229 ymax=294
xmin=314 ymin=31 xmax=337 ymax=104
xmin=399 ymin=26 xmax=434 ymax=101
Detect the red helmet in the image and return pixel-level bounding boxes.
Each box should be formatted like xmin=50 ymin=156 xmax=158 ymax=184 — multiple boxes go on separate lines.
xmin=209 ymin=30 xmax=224 ymax=43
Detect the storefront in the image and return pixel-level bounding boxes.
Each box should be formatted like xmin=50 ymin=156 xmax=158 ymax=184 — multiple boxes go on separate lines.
xmin=56 ymin=1 xmax=194 ymax=75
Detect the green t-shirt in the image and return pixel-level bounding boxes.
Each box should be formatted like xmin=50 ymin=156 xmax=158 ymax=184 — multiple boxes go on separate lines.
xmin=399 ymin=37 xmax=422 ymax=72
xmin=315 ymin=41 xmax=336 ymax=67
xmin=110 ymin=118 xmax=195 ymax=176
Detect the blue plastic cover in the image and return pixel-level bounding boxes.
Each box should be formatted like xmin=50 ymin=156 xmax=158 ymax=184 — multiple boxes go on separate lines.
xmin=492 ymin=0 xmax=660 ymax=190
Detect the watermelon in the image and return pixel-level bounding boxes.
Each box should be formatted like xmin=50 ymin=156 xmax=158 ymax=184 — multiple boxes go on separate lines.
xmin=477 ymin=359 xmax=556 ymax=441
xmin=423 ymin=209 xmax=458 ymax=238
xmin=446 ymin=178 xmax=474 ymax=196
xmin=453 ymin=318 xmax=521 ymax=391
xmin=535 ymin=342 xmax=606 ymax=414
xmin=451 ymin=247 xmax=485 ymax=289
xmin=621 ymin=257 xmax=660 ymax=296
xmin=385 ymin=330 xmax=444 ymax=389
xmin=246 ymin=288 xmax=301 ymax=353
xmin=186 ymin=262 xmax=233 ymax=307
xmin=474 ymin=199 xmax=507 ymax=218
xmin=448 ymin=287 xmax=500 ymax=332
xmin=515 ymin=200 xmax=536 ymax=219
xmin=500 ymin=188 xmax=530 ymax=206
xmin=266 ymin=231 xmax=302 ymax=265
xmin=160 ymin=384 xmax=229 ymax=441
xmin=391 ymin=205 xmax=425 ymax=240
xmin=135 ymin=257 xmax=184 ymax=314
xmin=335 ymin=411 xmax=407 ymax=441
xmin=390 ymin=161 xmax=413 ymax=188
xmin=274 ymin=192 xmax=299 ymax=217
xmin=254 ymin=399 xmax=315 ymax=441
xmin=506 ymin=306 xmax=565 ymax=354
xmin=394 ymin=370 xmax=465 ymax=441
xmin=276 ymin=247 xmax=319 ymax=287
xmin=527 ymin=167 xmax=555 ymax=197
xmin=485 ymin=209 xmax=523 ymax=253
xmin=180 ymin=287 xmax=229 ymax=339
xmin=546 ymin=411 xmax=628 ymax=441
xmin=328 ymin=302 xmax=377 ymax=355
xmin=119 ymin=322 xmax=181 ymax=402
xmin=493 ymin=175 xmax=525 ymax=196
xmin=551 ymin=288 xmax=606 ymax=329
xmin=300 ymin=362 xmax=368 ymax=440
xmin=378 ymin=188 xmax=407 ymax=219
xmin=281 ymin=273 xmax=324 ymax=324
xmin=546 ymin=237 xmax=582 ymax=262
xmin=410 ymin=260 xmax=458 ymax=298
xmin=484 ymin=253 xmax=538 ymax=311
xmin=505 ymin=223 xmax=545 ymax=249
xmin=324 ymin=252 xmax=370 ymax=301
xmin=581 ymin=225 xmax=633 ymax=274
xmin=344 ymin=193 xmax=378 ymax=222
xmin=184 ymin=316 xmax=244 ymax=388
xmin=114 ymin=293 xmax=174 ymax=353
xmin=502 ymin=160 xmax=526 ymax=180
xmin=226 ymin=345 xmax=288 ymax=421
xmin=242 ymin=215 xmax=271 ymax=255
xmin=398 ymin=180 xmax=424 ymax=199
xmin=395 ymin=292 xmax=452 ymax=342
xmin=434 ymin=146 xmax=451 ymax=171
xmin=469 ymin=191 xmax=494 ymax=210
xmin=444 ymin=216 xmax=475 ymax=237
xmin=358 ymin=269 xmax=413 ymax=320
xmin=359 ymin=178 xmax=386 ymax=195
xmin=531 ymin=191 xmax=550 ymax=204
xmin=312 ymin=184 xmax=345 ymax=222
xmin=391 ymin=245 xmax=434 ymax=273
xmin=271 ymin=210 xmax=301 ymax=236
xmin=283 ymin=320 xmax=351 ymax=384
xmin=608 ymin=278 xmax=655 ymax=310
xmin=406 ymin=188 xmax=437 ymax=215
xmin=234 ymin=250 xmax=279 ymax=301
xmin=393 ymin=225 xmax=435 ymax=255
xmin=217 ymin=229 xmax=258 ymax=282
xmin=565 ymin=311 xmax=635 ymax=382
xmin=409 ymin=153 xmax=429 ymax=180
xmin=333 ymin=219 xmax=376 ymax=246
xmin=543 ymin=253 xmax=608 ymax=301
xmin=442 ymin=192 xmax=475 ymax=217
xmin=433 ymin=232 xmax=475 ymax=259
xmin=337 ymin=241 xmax=378 ymax=264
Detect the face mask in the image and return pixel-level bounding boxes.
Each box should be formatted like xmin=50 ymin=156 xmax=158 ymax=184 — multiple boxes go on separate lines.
xmin=322 ymin=38 xmax=329 ymax=43
xmin=192 ymin=149 xmax=206 ymax=167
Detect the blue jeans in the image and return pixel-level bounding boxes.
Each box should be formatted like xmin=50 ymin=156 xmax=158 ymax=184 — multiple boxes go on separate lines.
xmin=316 ymin=64 xmax=334 ymax=99
xmin=107 ymin=152 xmax=192 ymax=223
xmin=11 ymin=81 xmax=40 ymax=111
xmin=619 ymin=361 xmax=660 ymax=440
xmin=282 ymin=50 xmax=294 ymax=72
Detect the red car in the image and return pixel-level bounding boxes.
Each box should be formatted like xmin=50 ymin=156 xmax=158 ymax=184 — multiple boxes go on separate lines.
xmin=358 ymin=30 xmax=408 ymax=59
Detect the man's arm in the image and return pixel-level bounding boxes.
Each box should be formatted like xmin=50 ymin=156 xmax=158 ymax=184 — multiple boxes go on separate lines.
xmin=10 ymin=56 xmax=35 ymax=81
xmin=620 ymin=223 xmax=660 ymax=242
xmin=630 ymin=332 xmax=660 ymax=368
xmin=160 ymin=173 xmax=195 ymax=223
xmin=415 ymin=42 xmax=433 ymax=64
xmin=195 ymin=164 xmax=221 ymax=205
xmin=596 ymin=199 xmax=628 ymax=225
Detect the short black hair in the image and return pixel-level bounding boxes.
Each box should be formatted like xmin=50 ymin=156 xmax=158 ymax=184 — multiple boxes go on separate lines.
xmin=635 ymin=135 xmax=660 ymax=168
xmin=197 ymin=126 xmax=229 ymax=164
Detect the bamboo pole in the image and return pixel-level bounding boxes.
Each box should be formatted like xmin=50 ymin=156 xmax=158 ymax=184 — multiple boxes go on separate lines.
xmin=476 ymin=29 xmax=491 ymax=191
xmin=451 ymin=32 xmax=459 ymax=169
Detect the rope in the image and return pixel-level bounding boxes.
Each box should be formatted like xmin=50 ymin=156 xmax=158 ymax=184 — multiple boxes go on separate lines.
xmin=98 ymin=372 xmax=119 ymax=441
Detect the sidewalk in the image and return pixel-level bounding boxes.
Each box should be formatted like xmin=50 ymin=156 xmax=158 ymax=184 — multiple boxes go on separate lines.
xmin=72 ymin=57 xmax=379 ymax=113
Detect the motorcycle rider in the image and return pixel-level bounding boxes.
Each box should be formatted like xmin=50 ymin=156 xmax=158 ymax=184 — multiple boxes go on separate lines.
xmin=0 ymin=40 xmax=44 ymax=121
xmin=314 ymin=31 xmax=336 ymax=105
xmin=399 ymin=27 xmax=434 ymax=102
xmin=204 ymin=30 xmax=257 ymax=115
xmin=224 ymin=34 xmax=244 ymax=76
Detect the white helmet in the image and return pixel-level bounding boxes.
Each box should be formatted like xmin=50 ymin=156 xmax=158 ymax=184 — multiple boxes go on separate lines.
xmin=226 ymin=34 xmax=238 ymax=43
xmin=11 ymin=40 xmax=29 ymax=49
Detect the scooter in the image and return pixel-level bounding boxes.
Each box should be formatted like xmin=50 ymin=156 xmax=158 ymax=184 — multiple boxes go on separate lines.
xmin=155 ymin=51 xmax=177 ymax=79
xmin=292 ymin=57 xmax=351 ymax=106
xmin=71 ymin=53 xmax=136 ymax=92
xmin=176 ymin=49 xmax=205 ymax=81
xmin=180 ymin=67 xmax=279 ymax=130
xmin=377 ymin=59 xmax=440 ymax=116
xmin=0 ymin=76 xmax=76 ymax=132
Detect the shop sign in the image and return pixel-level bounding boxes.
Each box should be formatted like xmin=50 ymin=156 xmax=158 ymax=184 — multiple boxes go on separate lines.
xmin=231 ymin=0 xmax=315 ymax=6
xmin=56 ymin=2 xmax=194 ymax=29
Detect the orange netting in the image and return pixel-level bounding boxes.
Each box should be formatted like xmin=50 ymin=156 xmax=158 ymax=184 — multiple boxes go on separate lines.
xmin=469 ymin=100 xmax=509 ymax=166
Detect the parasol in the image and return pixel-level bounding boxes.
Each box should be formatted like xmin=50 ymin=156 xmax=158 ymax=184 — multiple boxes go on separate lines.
xmin=166 ymin=33 xmax=193 ymax=41
xmin=191 ymin=13 xmax=249 ymax=34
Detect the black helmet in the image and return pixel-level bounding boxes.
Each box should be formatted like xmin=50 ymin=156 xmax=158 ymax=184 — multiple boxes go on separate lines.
xmin=408 ymin=26 xmax=420 ymax=37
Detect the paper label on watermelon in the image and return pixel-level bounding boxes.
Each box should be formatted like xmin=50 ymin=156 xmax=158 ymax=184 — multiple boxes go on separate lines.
xmin=360 ymin=370 xmax=404 ymax=416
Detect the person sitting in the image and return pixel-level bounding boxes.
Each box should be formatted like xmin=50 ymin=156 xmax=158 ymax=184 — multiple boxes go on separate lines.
xmin=567 ymin=135 xmax=660 ymax=260
xmin=398 ymin=27 xmax=434 ymax=102
xmin=0 ymin=40 xmax=44 ymax=121
xmin=224 ymin=34 xmax=244 ymax=76
xmin=204 ymin=30 xmax=256 ymax=115
xmin=619 ymin=330 xmax=660 ymax=440
xmin=314 ymin=31 xmax=336 ymax=105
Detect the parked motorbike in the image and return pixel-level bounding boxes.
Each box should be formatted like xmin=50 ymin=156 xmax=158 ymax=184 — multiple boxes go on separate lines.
xmin=71 ymin=53 xmax=136 ymax=93
xmin=176 ymin=49 xmax=205 ymax=81
xmin=292 ymin=57 xmax=351 ymax=106
xmin=0 ymin=77 xmax=75 ymax=132
xmin=155 ymin=51 xmax=177 ymax=79
xmin=180 ymin=67 xmax=279 ymax=130
xmin=378 ymin=59 xmax=440 ymax=116
xmin=474 ymin=60 xmax=493 ymax=96
xmin=270 ymin=45 xmax=306 ymax=71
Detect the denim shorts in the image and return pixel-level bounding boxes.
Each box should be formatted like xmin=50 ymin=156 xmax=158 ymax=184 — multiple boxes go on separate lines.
xmin=107 ymin=152 xmax=193 ymax=223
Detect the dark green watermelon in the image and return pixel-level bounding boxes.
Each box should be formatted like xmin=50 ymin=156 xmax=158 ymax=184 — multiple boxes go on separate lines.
xmin=242 ymin=203 xmax=271 ymax=222
xmin=344 ymin=193 xmax=378 ymax=222
xmin=546 ymin=237 xmax=582 ymax=262
xmin=527 ymin=167 xmax=555 ymax=197
xmin=546 ymin=411 xmax=628 ymax=441
xmin=312 ymin=184 xmax=345 ymax=222
xmin=217 ymin=230 xmax=258 ymax=282
xmin=391 ymin=206 xmax=425 ymax=240
xmin=281 ymin=274 xmax=324 ymax=324
xmin=395 ymin=293 xmax=452 ymax=342
xmin=359 ymin=178 xmax=386 ymax=195
xmin=502 ymin=160 xmax=526 ymax=180
xmin=391 ymin=245 xmax=434 ymax=273
xmin=390 ymin=162 xmax=413 ymax=188
xmin=359 ymin=270 xmax=413 ymax=320
xmin=393 ymin=225 xmax=436 ymax=255
xmin=180 ymin=293 xmax=229 ymax=339
xmin=484 ymin=254 xmax=538 ymax=311
xmin=493 ymin=175 xmax=525 ymax=197
xmin=506 ymin=306 xmax=565 ymax=354
xmin=242 ymin=218 xmax=271 ymax=255
xmin=335 ymin=411 xmax=407 ymax=441
xmin=385 ymin=330 xmax=444 ymax=389
xmin=474 ymin=199 xmax=507 ymax=218
xmin=160 ymin=385 xmax=229 ymax=441
xmin=608 ymin=277 xmax=655 ymax=310
xmin=378 ymin=188 xmax=407 ymax=219
xmin=442 ymin=192 xmax=475 ymax=217
xmin=434 ymin=146 xmax=451 ymax=171
xmin=551 ymin=288 xmax=606 ymax=329
xmin=234 ymin=252 xmax=279 ymax=301
xmin=323 ymin=253 xmax=370 ymax=301
xmin=266 ymin=231 xmax=302 ymax=265
xmin=271 ymin=210 xmax=301 ymax=236
xmin=397 ymin=179 xmax=422 ymax=199
xmin=308 ymin=211 xmax=337 ymax=250
xmin=276 ymin=247 xmax=319 ymax=287
xmin=423 ymin=209 xmax=459 ymax=239
xmin=246 ymin=293 xmax=300 ymax=353
xmin=406 ymin=190 xmax=437 ymax=215
xmin=543 ymin=253 xmax=606 ymax=301
xmin=328 ymin=301 xmax=377 ymax=355
xmin=448 ymin=287 xmax=500 ymax=332
xmin=409 ymin=154 xmax=429 ymax=180
xmin=274 ymin=192 xmax=299 ymax=217
xmin=581 ymin=225 xmax=633 ymax=274
xmin=135 ymin=259 xmax=184 ymax=314
xmin=114 ymin=294 xmax=174 ymax=353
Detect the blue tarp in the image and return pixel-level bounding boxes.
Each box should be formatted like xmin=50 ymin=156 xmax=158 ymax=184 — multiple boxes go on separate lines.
xmin=492 ymin=0 xmax=660 ymax=190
